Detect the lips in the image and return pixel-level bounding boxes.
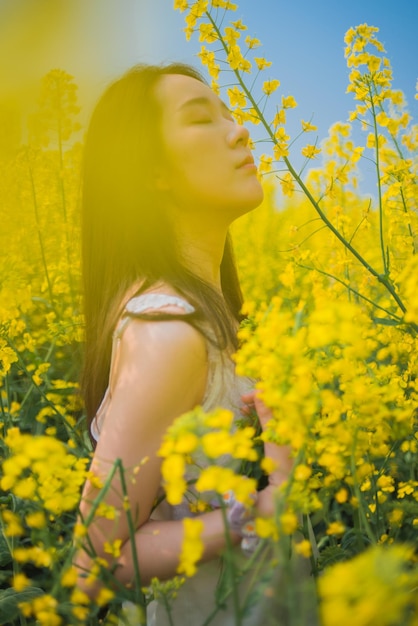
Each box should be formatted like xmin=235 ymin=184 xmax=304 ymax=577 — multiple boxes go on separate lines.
xmin=237 ymin=154 xmax=256 ymax=168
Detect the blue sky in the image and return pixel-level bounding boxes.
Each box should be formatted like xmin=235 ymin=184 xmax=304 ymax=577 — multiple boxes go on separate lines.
xmin=2 ymin=0 xmax=417 ymax=120
xmin=1 ymin=0 xmax=416 ymax=193
xmin=144 ymin=0 xmax=418 ymax=140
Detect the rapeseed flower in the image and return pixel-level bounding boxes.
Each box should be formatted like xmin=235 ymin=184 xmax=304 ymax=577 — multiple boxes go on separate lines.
xmin=319 ymin=545 xmax=418 ymax=626
xmin=177 ymin=518 xmax=204 ymax=577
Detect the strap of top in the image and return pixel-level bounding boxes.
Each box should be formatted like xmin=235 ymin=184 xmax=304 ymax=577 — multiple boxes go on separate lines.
xmin=115 ymin=293 xmax=196 ymax=340
xmin=125 ymin=293 xmax=195 ymax=316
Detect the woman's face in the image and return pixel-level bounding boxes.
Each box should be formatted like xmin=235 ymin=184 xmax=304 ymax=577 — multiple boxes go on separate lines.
xmin=154 ymin=73 xmax=264 ymax=220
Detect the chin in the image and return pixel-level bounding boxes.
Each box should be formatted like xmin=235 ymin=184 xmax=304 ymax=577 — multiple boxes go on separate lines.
xmin=242 ymin=184 xmax=265 ymax=213
xmin=230 ymin=194 xmax=264 ymax=222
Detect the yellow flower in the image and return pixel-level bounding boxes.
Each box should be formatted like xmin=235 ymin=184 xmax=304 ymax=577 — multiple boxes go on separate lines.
xmin=72 ymin=606 xmax=90 ymax=621
xmin=198 ymin=45 xmax=215 ymax=67
xmin=301 ymin=144 xmax=321 ymax=159
xmin=204 ymin=409 xmax=233 ymax=429
xmin=104 ymin=538 xmax=122 ymax=558
xmin=12 ymin=572 xmax=31 ymax=591
xmin=212 ymin=0 xmax=237 ymax=9
xmin=14 ymin=476 xmax=37 ymax=499
xmin=326 ymin=521 xmax=345 ymax=536
xmin=25 ymin=510 xmax=47 ymax=529
xmin=173 ymin=432 xmax=199 ymax=454
xmin=174 ymin=0 xmax=188 ymax=11
xmin=376 ymin=474 xmax=395 ymax=493
xmin=96 ymin=587 xmax=115 ymax=607
xmin=199 ymin=23 xmax=217 ymax=43
xmin=294 ymin=539 xmax=312 ymax=558
xmin=273 ymin=143 xmax=289 ymax=159
xmin=273 ymin=110 xmax=286 ymax=126
xmin=301 ymin=120 xmax=318 ymax=132
xmin=71 ymin=588 xmax=90 ymax=605
xmin=224 ymin=26 xmax=240 ymax=46
xmin=73 ymin=522 xmax=87 ymax=539
xmin=60 ymin=566 xmax=78 ymax=587
xmin=1 ymin=510 xmax=24 ymax=537
xmin=226 ymin=44 xmax=251 ymax=72
xmin=281 ymin=95 xmax=297 ymax=109
xmin=161 ymin=454 xmax=185 ymax=481
xmin=254 ymin=57 xmax=272 ymax=70
xmin=255 ymin=516 xmax=279 ymax=540
xmin=227 ymin=86 xmax=247 ymax=108
xmin=177 ymin=518 xmax=204 ymax=577
xmin=388 ymin=509 xmax=404 ymax=526
xmin=32 ymin=595 xmax=61 ymax=625
xmin=201 ymin=430 xmax=234 ymax=457
xmin=335 ymin=488 xmax=349 ymax=503
xmin=319 ymin=545 xmax=418 ymax=626
xmin=262 ymin=79 xmax=280 ymax=96
xmin=190 ymin=0 xmax=208 ymax=17
xmin=245 ymin=35 xmax=261 ymax=49
xmin=274 ymin=127 xmax=290 ymax=142
xmin=294 ymin=464 xmax=312 ymax=481
xmin=280 ymin=172 xmax=295 ymax=197
xmin=260 ymin=456 xmax=277 ymax=474
xmin=259 ymin=154 xmax=273 ymax=173
xmin=280 ymin=511 xmax=298 ymax=535
xmin=0 ymin=339 xmax=18 ymax=374
xmin=231 ymin=19 xmax=247 ymax=31
xmin=195 ymin=466 xmax=234 ymax=492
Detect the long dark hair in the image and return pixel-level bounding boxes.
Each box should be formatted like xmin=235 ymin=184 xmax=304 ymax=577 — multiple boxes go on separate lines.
xmin=81 ymin=63 xmax=244 ymax=427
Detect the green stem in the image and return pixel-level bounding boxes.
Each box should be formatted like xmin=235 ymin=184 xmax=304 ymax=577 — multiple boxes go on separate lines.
xmin=5 ymin=335 xmax=85 ymax=448
xmin=17 ymin=338 xmax=57 ymax=433
xmin=350 ymin=436 xmax=376 ymax=544
xmin=116 ymin=459 xmax=144 ymax=608
xmin=302 ymin=515 xmax=318 ymax=578
xmin=400 ymin=187 xmax=416 ymax=254
xmin=220 ymin=503 xmax=242 ymax=626
xmin=295 ymin=262 xmax=404 ymax=324
xmin=0 ymin=381 xmax=6 ymax=417
xmin=24 ymin=149 xmax=56 ymax=310
xmin=160 ymin=594 xmax=175 ymax=626
xmin=55 ymin=91 xmax=76 ymax=308
xmin=205 ymin=11 xmax=409 ymax=319
xmin=369 ymin=82 xmax=387 ymax=276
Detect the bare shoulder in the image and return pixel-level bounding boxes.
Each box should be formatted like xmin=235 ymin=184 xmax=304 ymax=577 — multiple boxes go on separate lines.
xmin=120 ymin=315 xmax=207 ymax=362
xmin=111 ymin=316 xmax=208 ymax=409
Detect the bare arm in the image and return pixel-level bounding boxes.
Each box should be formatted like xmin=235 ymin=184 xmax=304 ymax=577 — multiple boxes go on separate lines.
xmin=76 ymin=318 xmax=240 ymax=587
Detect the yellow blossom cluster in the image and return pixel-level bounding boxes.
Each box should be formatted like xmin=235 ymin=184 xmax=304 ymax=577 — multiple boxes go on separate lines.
xmin=177 ymin=518 xmax=204 ymax=576
xmin=1 ymin=427 xmax=88 ymax=513
xmin=174 ymin=0 xmax=298 ymax=144
xmin=319 ymin=544 xmax=418 ymax=626
xmin=159 ymin=407 xmax=258 ymax=507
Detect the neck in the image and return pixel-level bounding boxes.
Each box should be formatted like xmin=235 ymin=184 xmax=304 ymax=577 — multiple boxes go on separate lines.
xmin=171 ymin=212 xmax=228 ymax=291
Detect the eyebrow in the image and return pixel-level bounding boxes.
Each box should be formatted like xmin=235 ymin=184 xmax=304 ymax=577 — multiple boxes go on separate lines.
xmin=178 ymin=96 xmax=230 ymax=114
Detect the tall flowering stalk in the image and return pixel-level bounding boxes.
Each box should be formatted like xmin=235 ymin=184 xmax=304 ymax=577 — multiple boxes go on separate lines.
xmin=174 ymin=1 xmax=418 ymax=623
xmin=174 ymin=1 xmax=417 ymax=328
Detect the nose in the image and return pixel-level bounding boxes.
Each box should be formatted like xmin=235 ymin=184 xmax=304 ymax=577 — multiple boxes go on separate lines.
xmin=227 ymin=121 xmax=250 ymax=147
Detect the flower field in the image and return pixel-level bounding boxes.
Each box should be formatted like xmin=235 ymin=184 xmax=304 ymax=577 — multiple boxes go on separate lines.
xmin=0 ymin=1 xmax=417 ymax=624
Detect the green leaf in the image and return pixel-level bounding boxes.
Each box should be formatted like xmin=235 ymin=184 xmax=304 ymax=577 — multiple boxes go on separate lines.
xmin=0 ymin=531 xmax=12 ymax=567
xmin=0 ymin=586 xmax=44 ymax=623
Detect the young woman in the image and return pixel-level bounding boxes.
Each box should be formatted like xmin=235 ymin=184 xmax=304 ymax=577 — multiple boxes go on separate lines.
xmin=76 ymin=63 xmax=293 ymax=625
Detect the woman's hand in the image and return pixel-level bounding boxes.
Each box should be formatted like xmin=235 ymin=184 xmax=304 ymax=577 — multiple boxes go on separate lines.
xmin=241 ymin=390 xmax=293 ymax=515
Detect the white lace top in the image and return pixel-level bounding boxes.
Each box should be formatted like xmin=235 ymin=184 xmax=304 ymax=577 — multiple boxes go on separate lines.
xmin=91 ymin=292 xmax=251 ymax=444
